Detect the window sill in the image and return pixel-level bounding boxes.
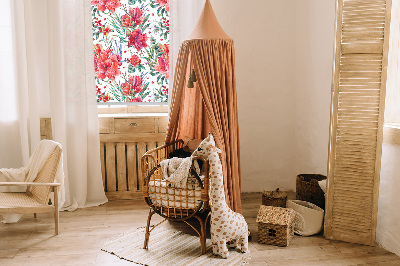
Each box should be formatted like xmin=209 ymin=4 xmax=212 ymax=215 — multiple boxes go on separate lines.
xmin=97 ymin=104 xmax=168 ymax=115
xmin=98 ymin=113 xmax=167 ymax=118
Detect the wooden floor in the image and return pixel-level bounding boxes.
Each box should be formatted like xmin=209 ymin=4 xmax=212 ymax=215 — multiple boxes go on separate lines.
xmin=1 ymin=193 xmax=399 ymax=266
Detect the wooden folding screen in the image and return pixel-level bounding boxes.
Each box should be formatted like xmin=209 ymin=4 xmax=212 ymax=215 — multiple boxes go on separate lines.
xmin=325 ymin=0 xmax=392 ymax=245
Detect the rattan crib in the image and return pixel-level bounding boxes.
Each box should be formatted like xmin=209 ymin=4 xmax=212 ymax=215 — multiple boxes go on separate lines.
xmin=141 ymin=140 xmax=210 ymax=254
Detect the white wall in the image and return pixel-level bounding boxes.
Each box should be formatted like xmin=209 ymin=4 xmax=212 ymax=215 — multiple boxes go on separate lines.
xmin=211 ymin=0 xmax=335 ymax=192
xmin=376 ymin=2 xmax=400 ymax=256
xmin=377 ymin=142 xmax=400 ymax=256
xmin=212 ymin=0 xmax=297 ymax=192
xmin=294 ymin=1 xmax=335 ymax=178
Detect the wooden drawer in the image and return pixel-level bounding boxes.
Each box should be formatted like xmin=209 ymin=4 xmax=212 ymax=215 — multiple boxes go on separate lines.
xmin=99 ymin=117 xmax=114 ymax=134
xmin=114 ymin=118 xmax=155 ymax=133
xmin=157 ymin=117 xmax=168 ymax=133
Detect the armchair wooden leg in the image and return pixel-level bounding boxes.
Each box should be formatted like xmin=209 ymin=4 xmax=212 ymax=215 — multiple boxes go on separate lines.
xmin=54 ymin=186 xmax=59 ymax=235
xmin=34 ymin=213 xmax=37 ymax=218
xmin=144 ymin=209 xmax=155 ymax=249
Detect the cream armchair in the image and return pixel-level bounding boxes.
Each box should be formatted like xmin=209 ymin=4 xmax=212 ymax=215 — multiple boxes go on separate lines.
xmin=0 ymin=145 xmax=62 ymax=234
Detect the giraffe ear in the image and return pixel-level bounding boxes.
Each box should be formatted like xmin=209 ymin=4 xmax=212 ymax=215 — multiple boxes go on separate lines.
xmin=211 ymin=144 xmax=222 ymax=154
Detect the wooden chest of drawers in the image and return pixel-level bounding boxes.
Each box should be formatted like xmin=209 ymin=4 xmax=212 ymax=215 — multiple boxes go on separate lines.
xmin=98 ymin=115 xmax=168 ymax=200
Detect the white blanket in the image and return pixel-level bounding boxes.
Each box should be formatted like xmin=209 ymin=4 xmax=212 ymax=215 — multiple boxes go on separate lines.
xmin=0 ymin=140 xmax=65 ymax=223
xmin=159 ymin=157 xmax=199 ymax=188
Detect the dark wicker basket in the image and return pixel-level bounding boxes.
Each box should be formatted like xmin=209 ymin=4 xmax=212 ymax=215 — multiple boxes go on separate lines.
xmin=262 ymin=188 xmax=287 ymax=208
xmin=296 ymin=174 xmax=326 ymax=209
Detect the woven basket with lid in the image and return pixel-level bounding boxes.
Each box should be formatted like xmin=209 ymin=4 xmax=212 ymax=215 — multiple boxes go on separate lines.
xmin=262 ymin=188 xmax=287 ymax=208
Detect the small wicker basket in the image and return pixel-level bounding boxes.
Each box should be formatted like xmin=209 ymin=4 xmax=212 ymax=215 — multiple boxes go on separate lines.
xmin=262 ymin=188 xmax=287 ymax=208
xmin=256 ymin=205 xmax=296 ymax=247
xmin=296 ymin=174 xmax=326 ymax=210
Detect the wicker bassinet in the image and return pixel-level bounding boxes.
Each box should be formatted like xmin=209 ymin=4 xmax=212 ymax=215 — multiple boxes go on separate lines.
xmin=141 ymin=140 xmax=210 ymax=254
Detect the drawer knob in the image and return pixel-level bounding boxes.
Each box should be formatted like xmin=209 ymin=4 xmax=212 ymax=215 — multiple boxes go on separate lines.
xmin=129 ymin=123 xmax=138 ymax=127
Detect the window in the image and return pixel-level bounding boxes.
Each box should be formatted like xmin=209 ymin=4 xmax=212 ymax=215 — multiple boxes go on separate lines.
xmin=91 ymin=0 xmax=169 ymax=103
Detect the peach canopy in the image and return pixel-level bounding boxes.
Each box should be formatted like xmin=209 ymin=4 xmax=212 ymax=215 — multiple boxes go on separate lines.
xmin=166 ymin=0 xmax=242 ymax=212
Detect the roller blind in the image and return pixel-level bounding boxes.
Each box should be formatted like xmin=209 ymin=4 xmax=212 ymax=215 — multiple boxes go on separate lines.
xmin=325 ymin=0 xmax=392 ymax=245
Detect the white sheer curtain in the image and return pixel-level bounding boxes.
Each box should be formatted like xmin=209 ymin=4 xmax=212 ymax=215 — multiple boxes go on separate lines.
xmin=0 ymin=0 xmax=107 ymax=211
xmin=0 ymin=0 xmax=24 ymax=169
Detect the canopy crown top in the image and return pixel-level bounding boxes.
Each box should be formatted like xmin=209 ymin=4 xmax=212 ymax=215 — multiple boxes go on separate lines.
xmin=188 ymin=0 xmax=231 ymax=40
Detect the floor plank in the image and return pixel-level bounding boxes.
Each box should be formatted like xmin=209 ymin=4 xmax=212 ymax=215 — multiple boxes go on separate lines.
xmin=0 ymin=192 xmax=398 ymax=265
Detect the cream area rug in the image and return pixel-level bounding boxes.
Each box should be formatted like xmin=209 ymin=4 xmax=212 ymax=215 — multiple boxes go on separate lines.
xmin=102 ymin=226 xmax=250 ymax=265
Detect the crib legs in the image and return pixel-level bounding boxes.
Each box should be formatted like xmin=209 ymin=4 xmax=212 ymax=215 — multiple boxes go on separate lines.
xmin=192 ymin=212 xmax=211 ymax=255
xmin=144 ymin=209 xmax=155 ymax=249
xmin=200 ymin=217 xmax=207 ymax=255
xmin=144 ymin=208 xmax=210 ymax=254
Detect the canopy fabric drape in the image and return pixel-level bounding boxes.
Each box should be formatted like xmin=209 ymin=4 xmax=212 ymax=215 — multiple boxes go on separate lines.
xmin=166 ymin=39 xmax=242 ymax=212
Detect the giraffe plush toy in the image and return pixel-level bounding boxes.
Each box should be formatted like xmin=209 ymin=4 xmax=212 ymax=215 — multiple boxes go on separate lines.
xmin=192 ymin=133 xmax=248 ymax=258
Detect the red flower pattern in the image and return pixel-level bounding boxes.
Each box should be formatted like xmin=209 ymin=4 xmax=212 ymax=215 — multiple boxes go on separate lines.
xmin=99 ymin=25 xmax=112 ymax=35
xmin=128 ymin=7 xmax=144 ymax=26
xmin=97 ymin=91 xmax=112 ymax=102
xmin=155 ymin=44 xmax=169 ymax=79
xmin=131 ymin=96 xmax=142 ymax=102
xmin=162 ymin=86 xmax=168 ymax=96
xmin=156 ymin=0 xmax=169 ymax=11
xmin=126 ymin=54 xmax=141 ymax=67
xmin=121 ymin=14 xmax=133 ymax=27
xmin=94 ymin=44 xmax=122 ymax=80
xmin=121 ymin=76 xmax=143 ymax=95
xmin=128 ymin=29 xmax=148 ymax=51
xmin=121 ymin=82 xmax=132 ymax=95
xmin=129 ymin=76 xmax=144 ymax=94
xmin=91 ymin=0 xmax=121 ymax=13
